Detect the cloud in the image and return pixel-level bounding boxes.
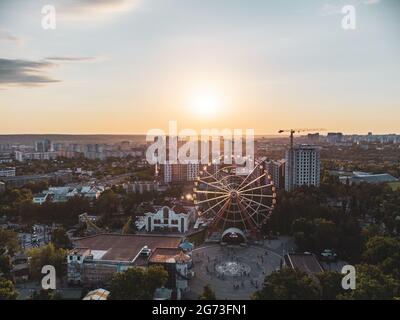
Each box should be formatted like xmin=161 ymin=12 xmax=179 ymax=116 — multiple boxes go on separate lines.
xmin=0 ymin=58 xmax=60 ymax=87
xmin=319 ymin=0 xmax=381 ymax=16
xmin=45 ymin=56 xmax=96 ymax=62
xmin=363 ymin=0 xmax=381 ymax=4
xmin=0 ymin=29 xmax=23 ymax=45
xmin=58 ymin=0 xmax=140 ymax=20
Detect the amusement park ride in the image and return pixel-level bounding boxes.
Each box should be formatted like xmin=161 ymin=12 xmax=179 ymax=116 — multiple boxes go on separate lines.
xmin=193 ymin=159 xmax=277 ymax=243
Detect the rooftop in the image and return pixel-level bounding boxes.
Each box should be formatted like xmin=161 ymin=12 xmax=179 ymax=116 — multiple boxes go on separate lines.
xmin=149 ymin=247 xmax=181 ymax=264
xmin=73 ymin=233 xmax=183 ymax=263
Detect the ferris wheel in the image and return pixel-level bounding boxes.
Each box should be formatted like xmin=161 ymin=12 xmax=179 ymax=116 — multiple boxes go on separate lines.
xmin=193 ymin=160 xmax=276 ymax=239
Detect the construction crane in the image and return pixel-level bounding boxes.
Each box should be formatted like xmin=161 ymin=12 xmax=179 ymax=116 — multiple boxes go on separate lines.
xmin=278 ymin=128 xmax=325 ymax=148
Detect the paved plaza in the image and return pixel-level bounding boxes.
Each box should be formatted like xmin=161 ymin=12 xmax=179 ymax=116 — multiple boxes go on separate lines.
xmin=186 ymin=241 xmax=287 ymax=300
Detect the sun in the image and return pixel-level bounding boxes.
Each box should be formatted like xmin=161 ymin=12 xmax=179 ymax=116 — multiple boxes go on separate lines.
xmin=190 ymin=88 xmax=222 ymax=117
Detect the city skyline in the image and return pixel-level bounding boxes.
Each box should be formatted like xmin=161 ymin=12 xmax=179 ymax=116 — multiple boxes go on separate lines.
xmin=1 ymin=0 xmax=400 ymax=134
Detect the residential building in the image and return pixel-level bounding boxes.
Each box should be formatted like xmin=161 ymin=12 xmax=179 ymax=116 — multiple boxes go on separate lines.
xmin=15 ymin=150 xmax=58 ymax=162
xmin=35 ymin=139 xmax=52 ymax=152
xmin=0 ymin=172 xmax=72 ymax=188
xmin=264 ymin=160 xmax=285 ymax=189
xmin=0 ymin=167 xmax=16 ymax=177
xmin=125 ymin=181 xmax=158 ymax=194
xmin=326 ymin=132 xmax=343 ymax=144
xmin=285 ymin=145 xmax=321 ymax=192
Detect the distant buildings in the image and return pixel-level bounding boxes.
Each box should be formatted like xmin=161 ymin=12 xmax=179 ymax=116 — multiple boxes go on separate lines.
xmin=143 ymin=206 xmax=196 ymax=233
xmin=33 ymin=185 xmax=105 ymax=204
xmin=0 ymin=172 xmax=72 ymax=188
xmin=159 ymin=162 xmax=220 ymax=184
xmin=0 ymin=167 xmax=16 ymax=177
xmin=264 ymin=159 xmax=285 ymax=189
xmin=326 ymin=132 xmax=344 ymax=144
xmin=329 ymin=170 xmax=399 ymax=185
xmin=307 ymin=133 xmax=320 ymax=144
xmin=12 ymin=139 xmax=146 ymax=161
xmin=35 ymin=139 xmax=52 ymax=152
xmin=160 ymin=163 xmax=198 ymax=184
xmin=124 ymin=181 xmax=160 ymax=194
xmin=0 ymin=152 xmax=13 ymax=164
xmin=15 ymin=150 xmax=58 ymax=162
xmin=285 ymin=145 xmax=321 ymax=192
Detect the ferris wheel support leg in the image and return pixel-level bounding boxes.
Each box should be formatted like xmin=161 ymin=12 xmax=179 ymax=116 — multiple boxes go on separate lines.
xmin=207 ymin=199 xmax=232 ymax=238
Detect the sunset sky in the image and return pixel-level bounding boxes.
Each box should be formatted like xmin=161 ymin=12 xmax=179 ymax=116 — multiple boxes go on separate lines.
xmin=1 ymin=0 xmax=399 ymax=134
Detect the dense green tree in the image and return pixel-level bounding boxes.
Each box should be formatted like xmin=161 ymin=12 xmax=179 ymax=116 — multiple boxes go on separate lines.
xmin=362 ymin=236 xmax=400 ymax=277
xmin=31 ymin=289 xmax=62 ymax=300
xmin=51 ymin=228 xmax=72 ymax=249
xmin=0 ymin=254 xmax=12 ymax=277
xmin=198 ymin=285 xmax=217 ymax=300
xmin=338 ymin=265 xmax=399 ymax=300
xmin=317 ymin=271 xmax=345 ymax=300
xmin=0 ymin=228 xmax=19 ymax=254
xmin=0 ymin=277 xmax=18 ymax=300
xmin=252 ymin=268 xmax=321 ymax=300
xmin=110 ymin=265 xmax=168 ymax=300
xmin=121 ymin=216 xmax=136 ymax=235
xmin=27 ymin=243 xmax=67 ymax=280
xmin=95 ymin=190 xmax=119 ymax=222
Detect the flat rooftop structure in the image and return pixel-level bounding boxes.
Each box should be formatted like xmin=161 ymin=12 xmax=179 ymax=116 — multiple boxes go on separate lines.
xmin=149 ymin=248 xmax=181 ymax=264
xmin=73 ymin=233 xmax=183 ymax=263
xmin=284 ymin=253 xmax=324 ymax=276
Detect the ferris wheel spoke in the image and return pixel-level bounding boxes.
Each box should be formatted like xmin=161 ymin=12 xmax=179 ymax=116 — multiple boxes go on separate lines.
xmin=240 ymin=195 xmax=273 ymax=210
xmin=199 ymin=197 xmax=230 ymax=217
xmin=221 ymin=200 xmax=233 ymax=231
xmin=240 ymin=193 xmax=274 ymax=198
xmin=239 ymin=183 xmax=272 ymax=194
xmin=203 ymin=169 xmax=232 ymax=190
xmin=238 ymin=173 xmax=267 ymax=192
xmin=195 ymin=190 xmax=228 ymax=195
xmin=242 ymin=202 xmax=270 ymax=220
xmin=195 ymin=194 xmax=230 ymax=205
xmin=237 ymin=164 xmax=260 ymax=189
xmin=197 ymin=179 xmax=230 ymax=193
xmin=236 ymin=198 xmax=260 ymax=231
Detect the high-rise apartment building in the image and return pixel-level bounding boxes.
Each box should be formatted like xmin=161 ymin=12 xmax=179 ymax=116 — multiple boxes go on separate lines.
xmin=285 ymin=145 xmax=320 ymax=192
xmin=264 ymin=160 xmax=286 ymax=189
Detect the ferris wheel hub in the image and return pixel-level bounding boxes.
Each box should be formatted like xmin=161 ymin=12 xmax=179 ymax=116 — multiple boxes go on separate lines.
xmin=229 ymin=191 xmax=239 ymax=199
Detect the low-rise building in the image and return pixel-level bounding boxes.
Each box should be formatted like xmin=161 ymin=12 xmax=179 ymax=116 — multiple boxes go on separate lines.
xmin=15 ymin=150 xmax=58 ymax=162
xmin=338 ymin=171 xmax=399 ymax=185
xmin=32 ymin=185 xmax=105 ymax=204
xmin=0 ymin=172 xmax=72 ymax=188
xmin=0 ymin=167 xmax=16 ymax=177
xmin=67 ymin=234 xmax=184 ymax=288
xmin=143 ymin=206 xmax=196 ymax=233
